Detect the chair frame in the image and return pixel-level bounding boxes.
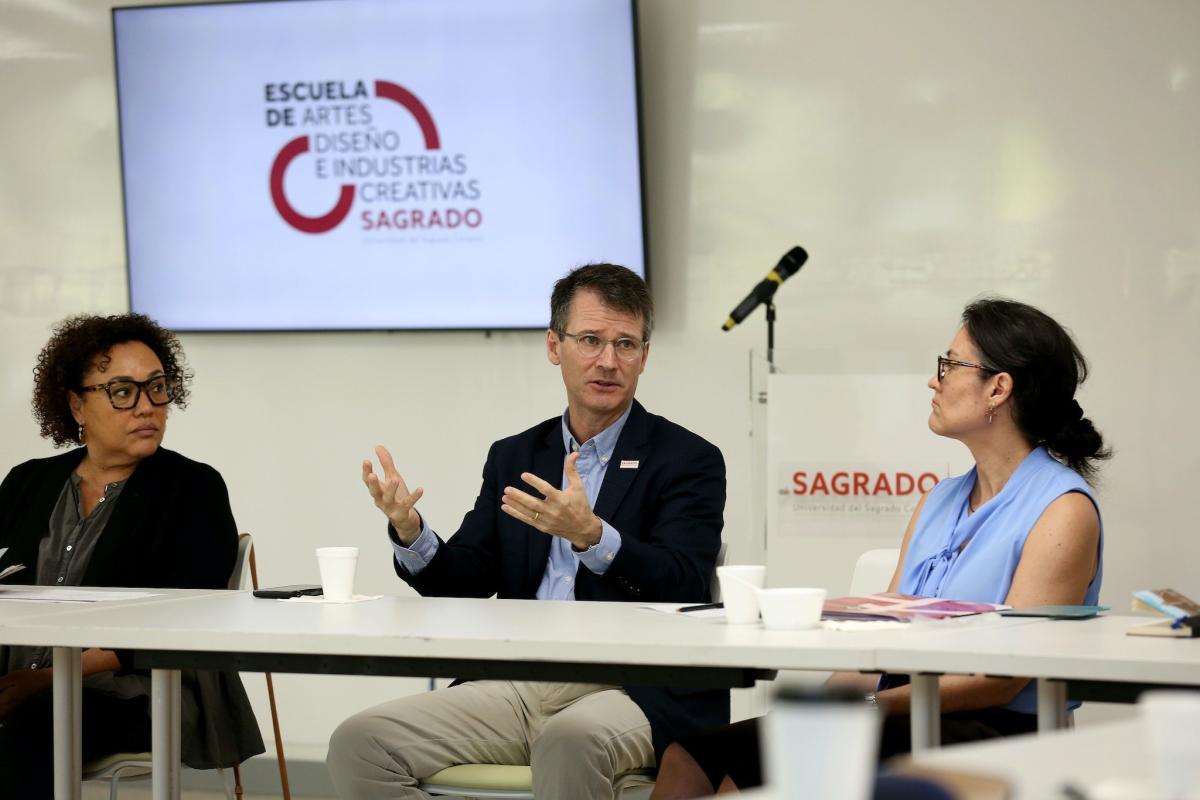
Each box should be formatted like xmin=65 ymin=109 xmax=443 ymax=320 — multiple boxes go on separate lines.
xmin=82 ymin=533 xmax=292 ymax=800
xmin=421 ymin=782 xmax=536 ymax=800
xmin=421 ymin=768 xmax=654 ymax=799
xmin=245 ymin=535 xmax=294 ymax=800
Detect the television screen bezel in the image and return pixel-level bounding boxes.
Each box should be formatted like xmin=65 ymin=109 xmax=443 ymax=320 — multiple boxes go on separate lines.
xmin=110 ymin=0 xmax=650 ymax=334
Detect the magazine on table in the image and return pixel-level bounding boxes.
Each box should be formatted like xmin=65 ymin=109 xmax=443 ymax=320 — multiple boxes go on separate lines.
xmin=822 ymin=593 xmax=1007 ymax=622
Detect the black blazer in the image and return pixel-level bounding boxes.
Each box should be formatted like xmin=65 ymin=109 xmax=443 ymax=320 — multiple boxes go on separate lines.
xmin=0 ymin=447 xmax=236 ymax=596
xmin=393 ymin=400 xmax=729 ymax=756
xmin=0 ymin=446 xmax=264 ymax=768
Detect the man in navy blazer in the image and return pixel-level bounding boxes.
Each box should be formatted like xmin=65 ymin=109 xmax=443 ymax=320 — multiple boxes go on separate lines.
xmin=328 ymin=264 xmax=727 ymax=800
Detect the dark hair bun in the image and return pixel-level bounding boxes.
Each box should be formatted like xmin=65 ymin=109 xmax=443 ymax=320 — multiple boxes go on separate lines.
xmin=962 ymin=298 xmax=1111 ymax=483
xmin=1046 ymin=412 xmax=1109 ymax=470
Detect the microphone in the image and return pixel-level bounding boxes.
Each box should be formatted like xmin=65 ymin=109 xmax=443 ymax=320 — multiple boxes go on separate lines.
xmin=721 ymin=246 xmax=808 ymax=331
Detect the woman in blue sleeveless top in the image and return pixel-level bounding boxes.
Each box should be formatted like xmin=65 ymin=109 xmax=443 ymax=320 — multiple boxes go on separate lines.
xmin=650 ymin=298 xmax=1111 ymax=798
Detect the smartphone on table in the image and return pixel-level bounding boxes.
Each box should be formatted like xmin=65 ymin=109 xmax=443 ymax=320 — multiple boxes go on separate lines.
xmin=252 ymin=584 xmax=324 ymax=599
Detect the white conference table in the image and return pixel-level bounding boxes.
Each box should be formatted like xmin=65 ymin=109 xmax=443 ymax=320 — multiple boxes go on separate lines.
xmin=736 ymin=719 xmax=1151 ymax=800
xmin=5 ymin=595 xmax=1197 ymax=800
xmin=903 ymin=718 xmax=1150 ymax=798
xmin=877 ymin=614 xmax=1200 ymax=743
xmin=0 ymin=587 xmax=213 ymax=800
xmin=4 ymin=590 xmax=891 ymax=800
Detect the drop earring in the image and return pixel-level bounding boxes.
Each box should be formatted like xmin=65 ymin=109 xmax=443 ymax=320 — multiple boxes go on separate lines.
xmin=986 ymin=404 xmax=995 ymax=424
xmin=79 ymin=424 xmax=87 ymax=444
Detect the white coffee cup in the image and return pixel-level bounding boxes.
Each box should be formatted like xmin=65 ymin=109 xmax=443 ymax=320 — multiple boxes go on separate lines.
xmin=1140 ymin=690 xmax=1200 ymax=798
xmin=758 ymin=587 xmax=827 ymax=631
xmin=717 ymin=565 xmax=766 ymax=624
xmin=765 ymin=684 xmax=880 ymax=800
xmin=316 ymin=546 xmax=359 ymax=602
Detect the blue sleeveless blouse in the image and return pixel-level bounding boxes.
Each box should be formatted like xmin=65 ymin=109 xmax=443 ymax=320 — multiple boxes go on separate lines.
xmin=897 ymin=446 xmax=1103 ymax=714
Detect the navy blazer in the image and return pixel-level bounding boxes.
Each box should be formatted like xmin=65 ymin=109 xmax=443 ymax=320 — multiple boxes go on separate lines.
xmin=393 ymin=399 xmax=729 ymax=756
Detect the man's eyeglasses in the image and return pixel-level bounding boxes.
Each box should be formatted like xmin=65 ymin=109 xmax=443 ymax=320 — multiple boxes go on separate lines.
xmin=78 ymin=375 xmax=179 ymax=410
xmin=936 ymin=356 xmax=997 ymax=383
xmin=559 ymin=331 xmax=647 ymax=363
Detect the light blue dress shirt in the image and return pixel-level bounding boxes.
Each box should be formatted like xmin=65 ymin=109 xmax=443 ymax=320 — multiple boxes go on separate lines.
xmin=392 ymin=406 xmax=629 ymax=600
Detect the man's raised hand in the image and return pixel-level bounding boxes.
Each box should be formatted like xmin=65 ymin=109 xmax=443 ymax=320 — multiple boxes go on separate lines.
xmin=363 ymin=445 xmax=424 ymax=545
xmin=501 ymin=452 xmax=602 ymax=550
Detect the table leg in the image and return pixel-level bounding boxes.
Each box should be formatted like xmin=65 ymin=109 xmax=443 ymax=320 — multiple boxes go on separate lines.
xmin=909 ymin=673 xmax=941 ymax=753
xmin=151 ymin=668 xmax=182 ymax=800
xmin=52 ymin=646 xmax=82 ymax=800
xmin=1037 ymin=677 xmax=1068 ymax=732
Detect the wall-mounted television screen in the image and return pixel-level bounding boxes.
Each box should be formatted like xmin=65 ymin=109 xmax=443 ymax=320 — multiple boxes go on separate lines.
xmin=113 ymin=0 xmax=645 ymax=331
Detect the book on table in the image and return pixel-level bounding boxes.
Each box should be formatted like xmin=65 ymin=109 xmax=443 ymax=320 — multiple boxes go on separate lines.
xmin=998 ymin=604 xmax=1108 ymax=619
xmin=822 ymin=593 xmax=1007 ymax=623
xmin=1127 ymin=588 xmax=1200 ymax=638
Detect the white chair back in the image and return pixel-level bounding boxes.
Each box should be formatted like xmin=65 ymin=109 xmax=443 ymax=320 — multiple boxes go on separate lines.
xmin=849 ymin=548 xmax=900 ymax=596
xmin=228 ymin=533 xmax=253 ymax=591
xmin=710 ymin=541 xmax=728 ymax=602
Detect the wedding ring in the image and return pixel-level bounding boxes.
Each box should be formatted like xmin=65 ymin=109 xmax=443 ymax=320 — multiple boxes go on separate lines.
xmin=533 ymin=512 xmax=540 ymax=522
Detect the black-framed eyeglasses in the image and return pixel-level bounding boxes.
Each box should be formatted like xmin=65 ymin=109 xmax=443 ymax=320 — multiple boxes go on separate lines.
xmin=559 ymin=331 xmax=647 ymax=363
xmin=78 ymin=375 xmax=179 ymax=410
xmin=936 ymin=356 xmax=997 ymax=383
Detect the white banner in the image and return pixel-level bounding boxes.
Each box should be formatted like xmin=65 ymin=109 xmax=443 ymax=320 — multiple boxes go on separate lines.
xmin=764 ymin=374 xmax=971 ymax=592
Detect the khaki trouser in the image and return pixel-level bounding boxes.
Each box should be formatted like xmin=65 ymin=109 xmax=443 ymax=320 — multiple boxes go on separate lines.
xmin=326 ymin=680 xmax=655 ymax=799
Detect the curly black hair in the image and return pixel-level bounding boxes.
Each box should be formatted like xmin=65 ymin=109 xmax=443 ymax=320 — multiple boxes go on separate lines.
xmin=32 ymin=313 xmax=192 ymax=447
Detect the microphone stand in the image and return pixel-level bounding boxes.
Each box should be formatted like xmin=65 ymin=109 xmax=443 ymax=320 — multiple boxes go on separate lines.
xmin=766 ymin=301 xmax=777 ymax=374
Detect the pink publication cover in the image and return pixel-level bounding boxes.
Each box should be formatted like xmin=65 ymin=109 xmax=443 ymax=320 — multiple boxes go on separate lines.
xmin=822 ymin=592 xmax=1007 ymax=622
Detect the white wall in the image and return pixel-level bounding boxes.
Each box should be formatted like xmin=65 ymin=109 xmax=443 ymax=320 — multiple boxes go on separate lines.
xmin=3 ymin=0 xmax=1198 ymax=759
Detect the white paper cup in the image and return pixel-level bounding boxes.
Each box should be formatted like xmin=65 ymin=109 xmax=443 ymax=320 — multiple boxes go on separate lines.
xmin=316 ymin=546 xmax=359 ymax=602
xmin=758 ymin=587 xmax=827 ymax=631
xmin=1140 ymin=690 xmax=1200 ymax=798
xmin=717 ymin=565 xmax=766 ymax=624
xmin=765 ymin=685 xmax=880 ymax=800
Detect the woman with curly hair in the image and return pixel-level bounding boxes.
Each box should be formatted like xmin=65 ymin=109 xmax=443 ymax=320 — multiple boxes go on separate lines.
xmin=0 ymin=313 xmax=262 ymax=796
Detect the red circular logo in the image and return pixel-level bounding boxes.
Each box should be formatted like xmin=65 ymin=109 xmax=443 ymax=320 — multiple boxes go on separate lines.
xmin=269 ymin=81 xmax=440 ymax=234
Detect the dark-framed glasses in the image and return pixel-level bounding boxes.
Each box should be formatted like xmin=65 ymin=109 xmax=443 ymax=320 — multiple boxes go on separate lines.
xmin=936 ymin=356 xmax=996 ymax=383
xmin=559 ymin=331 xmax=647 ymax=363
xmin=78 ymin=375 xmax=179 ymax=409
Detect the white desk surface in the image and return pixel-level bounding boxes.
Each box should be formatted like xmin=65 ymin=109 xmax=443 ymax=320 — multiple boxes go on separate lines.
xmin=905 ymin=718 xmax=1148 ymax=798
xmin=8 ymin=598 xmax=1193 ymax=686
xmin=738 ymin=720 xmax=1149 ymax=800
xmin=0 ymin=597 xmax=100 ymax=625
xmin=0 ymin=591 xmax=895 ymax=671
xmin=0 ymin=586 xmax=211 ymax=629
xmin=877 ymin=614 xmax=1200 ymax=685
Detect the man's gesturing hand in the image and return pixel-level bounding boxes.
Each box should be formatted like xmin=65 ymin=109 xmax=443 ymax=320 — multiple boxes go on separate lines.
xmin=363 ymin=445 xmax=424 ymax=546
xmin=501 ymin=452 xmax=603 ymax=550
